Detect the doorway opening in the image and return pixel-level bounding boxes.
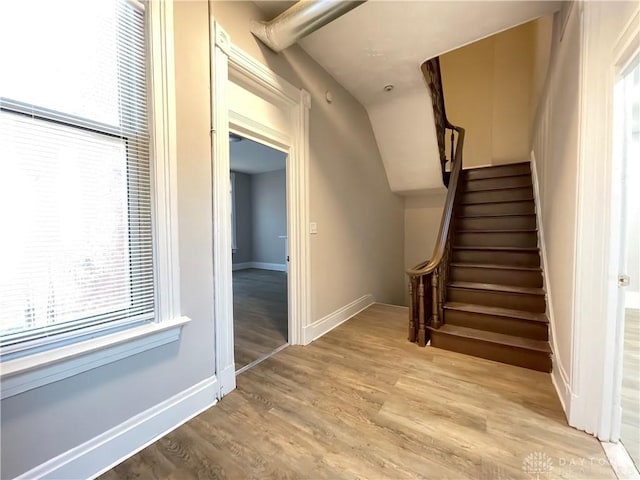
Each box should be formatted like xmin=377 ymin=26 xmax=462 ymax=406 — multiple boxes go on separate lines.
xmin=229 ymin=133 xmax=289 ymax=373
xmin=211 ymin=24 xmax=310 ymax=397
xmin=616 ymin=55 xmax=639 ymax=469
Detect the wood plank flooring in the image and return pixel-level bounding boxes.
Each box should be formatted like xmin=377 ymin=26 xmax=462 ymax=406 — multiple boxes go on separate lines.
xmin=233 ymin=268 xmax=287 ymax=371
xmin=101 ymin=304 xmax=615 ymax=479
xmin=622 ymin=308 xmax=640 ymax=468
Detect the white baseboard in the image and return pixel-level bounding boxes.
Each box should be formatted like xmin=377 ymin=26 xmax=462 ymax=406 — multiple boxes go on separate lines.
xmin=16 ymin=376 xmax=219 ymax=480
xmin=551 ymin=357 xmax=572 ymax=414
xmin=217 ymin=363 xmax=236 ymax=398
xmin=303 ymin=294 xmax=375 ymax=345
xmin=531 ymin=151 xmax=573 ymax=417
xmin=232 ymin=262 xmax=252 ymax=271
xmin=375 ymin=302 xmax=409 ymax=310
xmin=232 ymin=262 xmax=286 ymax=272
xmin=252 ymin=262 xmax=287 ymax=272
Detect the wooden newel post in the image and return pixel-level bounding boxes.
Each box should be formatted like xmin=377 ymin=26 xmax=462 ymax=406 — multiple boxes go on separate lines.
xmin=417 ymin=276 xmax=426 ymax=347
xmin=431 ymin=270 xmax=441 ymax=329
xmin=408 ymin=278 xmax=416 ymax=342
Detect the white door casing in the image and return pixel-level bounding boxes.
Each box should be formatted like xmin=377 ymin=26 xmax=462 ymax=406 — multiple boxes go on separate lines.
xmin=210 ymin=20 xmax=311 ymax=399
xmin=570 ymin=3 xmax=640 ymax=440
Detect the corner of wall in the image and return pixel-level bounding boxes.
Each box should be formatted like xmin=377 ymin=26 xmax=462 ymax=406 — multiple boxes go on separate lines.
xmin=302 ymin=294 xmax=375 ymax=345
xmin=529 ymin=150 xmax=572 ymax=416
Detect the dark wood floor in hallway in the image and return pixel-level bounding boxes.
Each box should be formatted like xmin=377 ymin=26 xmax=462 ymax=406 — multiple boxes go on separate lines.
xmin=101 ymin=304 xmax=615 ymax=479
xmin=233 ymin=268 xmax=287 ymax=371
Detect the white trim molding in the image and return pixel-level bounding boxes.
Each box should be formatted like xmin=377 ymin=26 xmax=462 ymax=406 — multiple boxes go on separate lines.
xmin=570 ymin=2 xmax=640 ymax=440
xmin=16 ymin=376 xmax=218 ymax=480
xmin=232 ymin=262 xmax=287 ymax=272
xmin=232 ymin=262 xmax=253 ymax=271
xmin=148 ymin=0 xmax=181 ymax=323
xmin=303 ymin=295 xmax=375 ymax=345
xmin=530 ymin=152 xmax=572 ymax=414
xmin=601 ymin=4 xmax=640 ymax=444
xmin=210 ymin=21 xmax=237 ymax=399
xmin=210 ymin=18 xmax=311 ymax=399
xmin=1 ymin=317 xmax=190 ymax=400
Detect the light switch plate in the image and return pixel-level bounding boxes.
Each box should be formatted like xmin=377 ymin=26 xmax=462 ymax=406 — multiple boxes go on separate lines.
xmin=310 ymin=222 xmax=318 ymax=234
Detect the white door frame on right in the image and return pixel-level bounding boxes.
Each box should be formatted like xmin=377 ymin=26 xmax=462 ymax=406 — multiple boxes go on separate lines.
xmin=578 ymin=6 xmax=640 ymax=441
xmin=607 ymin=30 xmax=640 ymax=443
xmin=569 ymin=3 xmax=639 ymax=439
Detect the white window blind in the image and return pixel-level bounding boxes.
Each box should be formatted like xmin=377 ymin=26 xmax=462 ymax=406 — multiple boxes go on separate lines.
xmin=0 ymin=0 xmax=154 ymax=354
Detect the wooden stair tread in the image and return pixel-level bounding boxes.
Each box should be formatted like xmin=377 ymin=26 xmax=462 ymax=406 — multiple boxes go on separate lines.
xmin=463 ymin=175 xmax=532 ymax=191
xmin=453 ymin=246 xmax=539 ymax=252
xmin=455 ymin=213 xmax=536 ymax=219
xmin=459 ymin=197 xmax=535 ymax=206
xmin=448 ymin=281 xmax=545 ymax=296
xmin=434 ymin=325 xmax=551 ymax=353
xmin=463 ymin=162 xmax=530 ymax=169
xmin=455 ymin=229 xmax=537 ymax=233
xmin=444 ymin=302 xmax=548 ymax=323
xmin=450 ymin=262 xmax=541 ymax=272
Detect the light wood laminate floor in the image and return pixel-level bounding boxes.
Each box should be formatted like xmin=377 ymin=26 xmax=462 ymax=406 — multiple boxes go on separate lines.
xmin=233 ymin=268 xmax=288 ymax=371
xmin=101 ymin=304 xmax=615 ymax=479
xmin=622 ymin=308 xmax=640 ymax=468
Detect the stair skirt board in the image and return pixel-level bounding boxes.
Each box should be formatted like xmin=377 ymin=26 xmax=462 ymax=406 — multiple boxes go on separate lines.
xmin=430 ymin=328 xmax=552 ymax=372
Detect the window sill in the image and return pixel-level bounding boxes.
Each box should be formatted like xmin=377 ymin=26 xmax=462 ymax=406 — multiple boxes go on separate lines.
xmin=0 ymin=316 xmax=191 ymax=400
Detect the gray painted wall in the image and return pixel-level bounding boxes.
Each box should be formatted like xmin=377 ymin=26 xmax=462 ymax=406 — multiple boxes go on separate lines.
xmin=252 ymin=169 xmax=287 ymax=265
xmin=232 ymin=171 xmax=253 ymax=265
xmin=215 ymin=1 xmax=405 ymax=322
xmin=0 ymin=4 xmax=216 ymax=477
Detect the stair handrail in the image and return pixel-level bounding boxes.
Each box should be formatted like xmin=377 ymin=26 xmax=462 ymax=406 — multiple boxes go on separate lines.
xmin=422 ymin=58 xmax=456 ymax=186
xmin=406 ymin=127 xmax=465 ymax=277
xmin=406 ymin=57 xmax=465 ymax=347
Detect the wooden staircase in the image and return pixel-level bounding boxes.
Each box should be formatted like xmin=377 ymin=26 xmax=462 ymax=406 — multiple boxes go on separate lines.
xmin=409 ymin=57 xmax=551 ymax=373
xmin=430 ymin=162 xmax=552 ymax=372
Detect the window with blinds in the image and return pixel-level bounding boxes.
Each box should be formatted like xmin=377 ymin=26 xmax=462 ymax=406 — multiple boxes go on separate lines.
xmin=0 ymin=0 xmax=155 ymax=354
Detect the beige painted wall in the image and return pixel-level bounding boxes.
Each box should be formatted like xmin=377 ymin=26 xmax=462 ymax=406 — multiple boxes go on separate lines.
xmin=403 ymin=191 xmax=447 ymax=304
xmin=441 ymin=20 xmax=540 ymax=167
xmin=532 ymin=2 xmax=640 ymax=426
xmin=213 ymin=1 xmax=405 ymax=319
xmin=531 ymin=6 xmax=581 ymax=389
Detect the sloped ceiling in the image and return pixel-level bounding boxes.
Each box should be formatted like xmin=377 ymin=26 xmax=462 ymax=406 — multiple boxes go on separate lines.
xmin=255 ymin=1 xmax=562 ymax=193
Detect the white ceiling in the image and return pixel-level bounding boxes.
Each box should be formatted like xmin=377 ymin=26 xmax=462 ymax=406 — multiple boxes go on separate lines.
xmin=254 ymin=1 xmax=561 ymax=194
xmin=230 ymin=136 xmax=286 ymax=174
xmin=257 ymin=1 xmax=560 ymax=107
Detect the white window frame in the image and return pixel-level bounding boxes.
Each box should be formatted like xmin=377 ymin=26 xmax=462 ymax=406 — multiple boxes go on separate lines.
xmin=0 ymin=0 xmax=188 ymax=400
